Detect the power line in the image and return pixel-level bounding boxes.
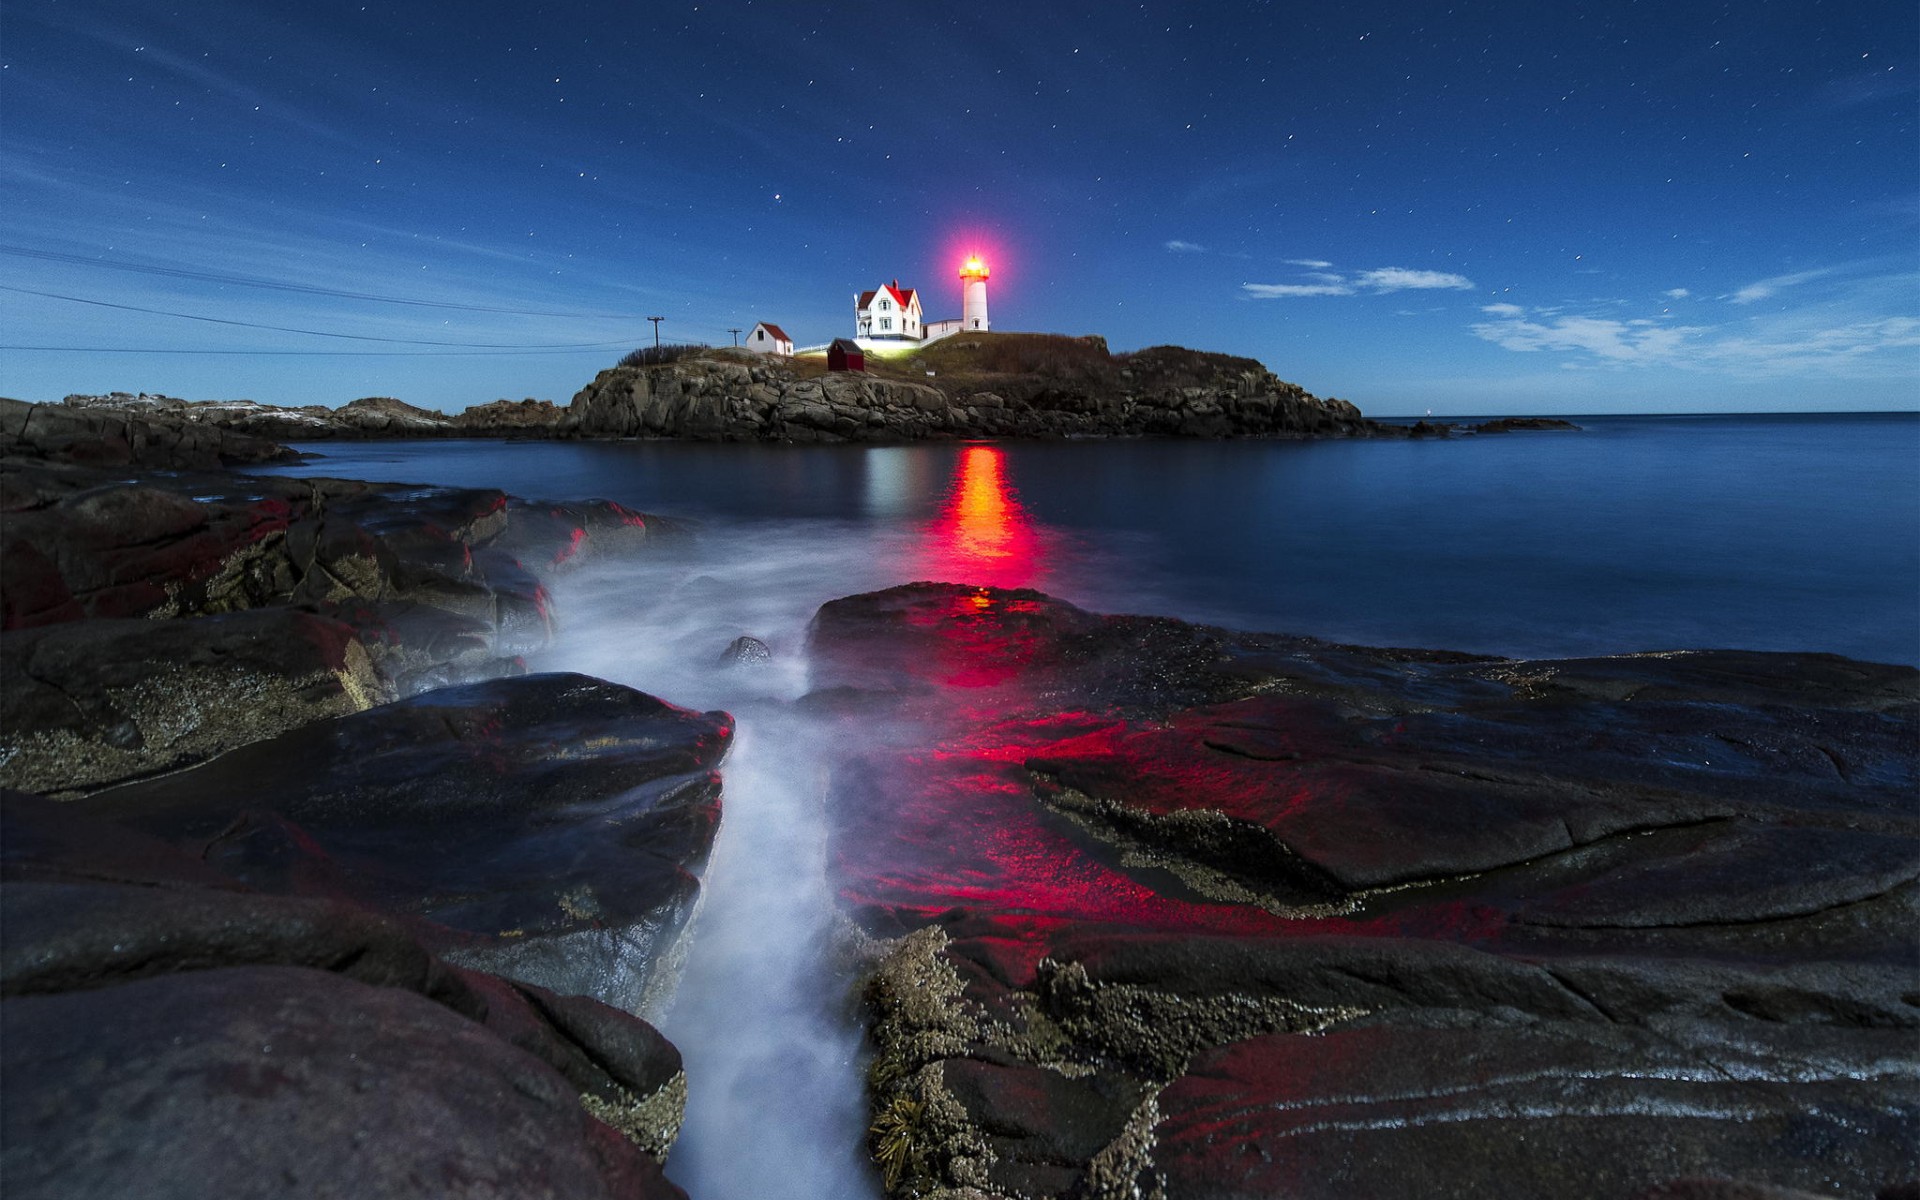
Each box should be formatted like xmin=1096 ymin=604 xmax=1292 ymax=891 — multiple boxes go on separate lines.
xmin=0 ymin=244 xmax=649 ymax=320
xmin=0 ymin=286 xmax=635 ymax=349
xmin=1 ymin=345 xmax=625 ymax=357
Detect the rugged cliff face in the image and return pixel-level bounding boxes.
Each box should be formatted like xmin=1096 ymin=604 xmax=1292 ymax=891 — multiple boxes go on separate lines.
xmin=568 ymin=341 xmax=1393 ymax=442
xmin=47 ymin=392 xmax=570 ymax=440
xmin=569 ymin=359 xmax=961 ymax=442
xmin=38 ymin=336 xmax=1406 ymax=443
xmin=1 ymin=395 xmax=299 ymax=468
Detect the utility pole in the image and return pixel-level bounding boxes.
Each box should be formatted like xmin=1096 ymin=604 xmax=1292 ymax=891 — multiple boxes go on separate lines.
xmin=646 ymin=316 xmax=664 ymax=351
xmin=728 ymin=327 xmax=742 ymax=347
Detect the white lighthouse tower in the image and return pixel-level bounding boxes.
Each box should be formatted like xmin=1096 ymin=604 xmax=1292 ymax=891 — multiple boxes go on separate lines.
xmin=960 ymin=254 xmax=990 ymax=331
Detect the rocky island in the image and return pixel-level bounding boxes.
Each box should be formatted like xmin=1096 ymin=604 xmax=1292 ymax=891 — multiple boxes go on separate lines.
xmin=1 ymin=400 xmax=1909 ymax=1200
xmin=20 ymin=333 xmax=1573 ymax=446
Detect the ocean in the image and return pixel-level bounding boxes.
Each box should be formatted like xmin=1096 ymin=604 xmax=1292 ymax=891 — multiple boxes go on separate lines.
xmin=252 ymin=411 xmax=1920 ymax=668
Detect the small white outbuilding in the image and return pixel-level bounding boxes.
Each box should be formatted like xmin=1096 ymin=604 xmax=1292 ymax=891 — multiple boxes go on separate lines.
xmin=744 ymin=322 xmax=794 ymax=356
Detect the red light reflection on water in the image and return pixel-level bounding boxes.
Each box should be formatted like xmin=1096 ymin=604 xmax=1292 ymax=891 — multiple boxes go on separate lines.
xmin=921 ymin=445 xmax=1040 ymax=590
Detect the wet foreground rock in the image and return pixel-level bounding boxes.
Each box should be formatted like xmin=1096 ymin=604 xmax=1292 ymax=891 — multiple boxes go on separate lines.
xmin=76 ymin=672 xmax=733 ymax=1015
xmin=1 ymin=788 xmax=692 ymax=1199
xmin=810 ymin=584 xmax=1920 ymax=1200
xmin=0 ymin=406 xmax=735 ymax=1194
xmin=0 ymin=667 xmax=730 ymax=1196
xmin=0 ymin=453 xmax=659 ymax=796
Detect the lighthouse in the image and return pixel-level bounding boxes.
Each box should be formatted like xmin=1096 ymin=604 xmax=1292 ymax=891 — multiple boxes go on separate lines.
xmin=960 ymin=254 xmax=990 ymax=331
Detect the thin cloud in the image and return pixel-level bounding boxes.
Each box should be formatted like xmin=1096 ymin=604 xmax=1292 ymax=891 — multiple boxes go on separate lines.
xmin=1473 ymin=295 xmax=1920 ymax=376
xmin=1664 ymin=288 xmax=1690 ymax=300
xmin=1244 ymin=263 xmax=1476 ymax=299
xmin=1243 ymin=282 xmax=1354 ymax=298
xmin=1815 ymin=67 xmax=1918 ymax=112
xmin=1472 ymin=312 xmax=1695 ymax=364
xmin=1357 ymin=267 xmax=1475 ymax=292
xmin=1730 ymin=268 xmax=1831 ymax=305
xmin=1164 ymin=239 xmax=1205 ymax=253
xmin=1706 ymin=315 xmax=1920 ymax=373
xmin=34 ymin=27 xmax=371 ymax=154
xmin=1284 ymin=258 xmax=1334 ymax=269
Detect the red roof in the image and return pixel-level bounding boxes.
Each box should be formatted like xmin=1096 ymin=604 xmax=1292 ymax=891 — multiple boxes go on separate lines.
xmin=857 ymin=282 xmax=918 ymax=310
xmin=756 ymin=322 xmax=791 ymax=342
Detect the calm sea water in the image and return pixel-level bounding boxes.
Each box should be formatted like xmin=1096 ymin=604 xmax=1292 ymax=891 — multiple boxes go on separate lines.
xmin=253 ymin=412 xmax=1919 ymax=667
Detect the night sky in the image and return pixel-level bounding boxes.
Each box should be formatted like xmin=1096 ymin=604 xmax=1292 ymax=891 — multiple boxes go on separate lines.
xmin=4 ymin=1 xmax=1914 ymax=415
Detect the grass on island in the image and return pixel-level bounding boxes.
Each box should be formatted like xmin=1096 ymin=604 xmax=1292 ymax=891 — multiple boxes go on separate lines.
xmin=870 ymin=332 xmax=1273 ymax=396
xmin=617 ymin=343 xmax=709 ymax=368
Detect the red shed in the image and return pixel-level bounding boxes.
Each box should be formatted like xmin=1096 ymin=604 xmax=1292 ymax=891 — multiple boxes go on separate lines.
xmin=827 ymin=338 xmax=866 ymax=372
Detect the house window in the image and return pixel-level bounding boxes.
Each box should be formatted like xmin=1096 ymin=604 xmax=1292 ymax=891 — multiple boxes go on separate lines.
xmin=881 ymin=317 xmax=891 ymax=330
xmin=756 ymin=330 xmax=765 ymax=341
xmin=881 ymin=299 xmax=891 ymax=310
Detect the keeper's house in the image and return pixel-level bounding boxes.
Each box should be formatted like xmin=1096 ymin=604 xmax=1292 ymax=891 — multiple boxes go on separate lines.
xmin=854 ymin=281 xmax=922 ymax=342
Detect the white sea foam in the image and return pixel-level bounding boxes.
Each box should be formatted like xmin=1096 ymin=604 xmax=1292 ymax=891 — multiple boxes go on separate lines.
xmin=532 ymin=520 xmax=923 ymax=1200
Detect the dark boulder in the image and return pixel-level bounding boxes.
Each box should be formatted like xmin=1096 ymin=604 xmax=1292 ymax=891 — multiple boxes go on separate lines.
xmin=0 ymin=462 xmax=351 ymax=628
xmin=0 ymin=790 xmax=689 ymax=1199
xmin=0 ymin=608 xmax=390 ymax=798
xmin=1 ymin=967 xmax=687 ymax=1200
xmin=78 ymin=672 xmax=733 ymax=1013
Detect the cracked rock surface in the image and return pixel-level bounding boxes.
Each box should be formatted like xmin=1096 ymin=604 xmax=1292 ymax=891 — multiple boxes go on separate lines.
xmin=811 ymin=583 xmax=1920 ymax=1200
